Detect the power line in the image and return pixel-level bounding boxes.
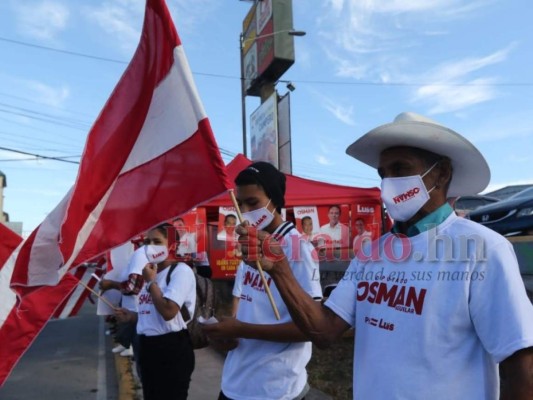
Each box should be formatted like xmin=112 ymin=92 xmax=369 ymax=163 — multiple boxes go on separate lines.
xmin=0 ymin=145 xmax=240 ymax=168
xmin=0 ymin=155 xmax=80 ymax=162
xmin=0 ymin=102 xmax=91 ymax=128
xmin=0 ymin=146 xmax=80 ymax=164
xmin=0 ymin=91 xmax=97 ymax=120
xmin=0 ymin=36 xmax=126 ymax=64
xmin=0 ymin=107 xmax=89 ymax=131
xmin=0 ymin=130 xmax=82 ymax=152
xmin=2 ymin=36 xmax=533 ymax=87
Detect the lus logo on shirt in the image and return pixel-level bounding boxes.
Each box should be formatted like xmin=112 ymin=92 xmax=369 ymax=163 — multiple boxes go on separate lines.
xmin=364 ymin=316 xmax=394 ymax=331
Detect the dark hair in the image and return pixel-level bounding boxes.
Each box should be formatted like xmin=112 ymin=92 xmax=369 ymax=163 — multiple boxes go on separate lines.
xmin=173 ymin=217 xmax=185 ymax=224
xmin=150 ymin=222 xmax=179 ymax=243
xmin=224 ymin=214 xmax=237 ymax=223
xmin=329 ymin=205 xmax=341 ymax=214
xmin=302 ymin=216 xmax=312 ymax=223
xmin=235 ymin=162 xmax=286 ymax=213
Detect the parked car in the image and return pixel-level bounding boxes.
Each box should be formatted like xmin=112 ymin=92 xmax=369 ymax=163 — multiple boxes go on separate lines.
xmin=449 ymin=195 xmax=500 ymax=217
xmin=467 ymin=187 xmax=533 ymax=235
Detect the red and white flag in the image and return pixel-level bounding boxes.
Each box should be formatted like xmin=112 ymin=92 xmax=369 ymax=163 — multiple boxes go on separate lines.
xmin=0 ymin=224 xmax=79 ymax=386
xmin=1 ymin=0 xmax=230 ymax=386
xmin=52 ymin=264 xmax=105 ymax=320
xmin=10 ymin=0 xmax=230 ymax=291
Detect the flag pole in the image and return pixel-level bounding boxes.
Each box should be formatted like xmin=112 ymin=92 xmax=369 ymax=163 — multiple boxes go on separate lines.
xmin=76 ymin=279 xmax=117 ymax=311
xmin=229 ymin=189 xmax=280 ymax=320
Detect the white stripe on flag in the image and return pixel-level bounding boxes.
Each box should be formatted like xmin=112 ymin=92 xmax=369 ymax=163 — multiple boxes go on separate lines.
xmin=26 ymin=189 xmax=73 ymax=286
xmin=121 ymin=46 xmax=207 ymax=173
xmin=56 ymin=267 xmax=93 ymax=319
xmin=0 ymin=243 xmax=23 ymax=327
xmin=60 ymin=185 xmax=114 ymax=278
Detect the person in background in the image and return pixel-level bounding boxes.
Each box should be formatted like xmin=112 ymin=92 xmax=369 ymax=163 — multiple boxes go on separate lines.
xmin=173 ymin=217 xmax=197 ymax=257
xmin=100 ymin=245 xmax=145 ymax=358
xmin=317 ymin=205 xmax=349 ymax=252
xmin=300 ymin=216 xmax=319 ymax=249
xmin=301 ymin=216 xmax=313 ymax=237
xmin=351 ymin=217 xmax=372 ymax=256
xmin=243 ymin=112 xmax=533 ymax=399
xmin=194 ymin=251 xmax=212 ymax=279
xmin=218 ymin=213 xmax=242 ymax=260
xmin=217 ymin=214 xmax=238 ymax=241
xmin=202 ymin=162 xmax=322 ymax=400
xmin=116 ymin=223 xmax=196 ymax=400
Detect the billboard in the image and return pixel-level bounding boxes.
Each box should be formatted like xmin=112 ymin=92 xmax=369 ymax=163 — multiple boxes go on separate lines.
xmin=241 ymin=0 xmax=296 ymax=96
xmin=250 ymin=92 xmax=278 ymax=167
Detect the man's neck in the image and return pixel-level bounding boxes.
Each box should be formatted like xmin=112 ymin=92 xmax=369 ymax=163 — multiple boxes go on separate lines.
xmin=394 ymin=200 xmax=448 ymax=235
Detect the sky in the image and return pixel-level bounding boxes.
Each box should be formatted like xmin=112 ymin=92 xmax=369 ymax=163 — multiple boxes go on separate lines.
xmin=0 ymin=0 xmax=532 ymax=237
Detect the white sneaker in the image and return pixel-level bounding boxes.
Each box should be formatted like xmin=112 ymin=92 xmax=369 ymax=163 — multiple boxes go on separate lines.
xmin=120 ymin=347 xmax=134 ymax=357
xmin=112 ymin=345 xmax=126 ymax=353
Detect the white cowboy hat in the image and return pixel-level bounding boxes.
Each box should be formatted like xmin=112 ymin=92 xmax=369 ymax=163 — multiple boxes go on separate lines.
xmin=345 ymin=112 xmax=490 ymax=197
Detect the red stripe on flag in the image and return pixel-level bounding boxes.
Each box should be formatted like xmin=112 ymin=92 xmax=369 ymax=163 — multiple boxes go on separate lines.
xmin=73 ymin=120 xmax=229 ymax=265
xmin=53 ymin=266 xmax=102 ymax=319
xmin=59 ymin=0 xmax=181 ymax=261
xmin=1 ymin=0 xmax=231 ymax=386
xmin=10 ymin=0 xmax=229 ymax=292
xmin=0 ymin=225 xmax=22 ymax=270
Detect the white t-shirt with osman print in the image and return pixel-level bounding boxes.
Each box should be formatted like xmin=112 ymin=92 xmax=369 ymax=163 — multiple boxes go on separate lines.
xmin=326 ymin=213 xmax=533 ymax=400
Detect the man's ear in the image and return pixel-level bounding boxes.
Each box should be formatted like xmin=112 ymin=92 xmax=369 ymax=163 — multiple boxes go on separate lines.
xmin=436 ymin=158 xmax=453 ymax=190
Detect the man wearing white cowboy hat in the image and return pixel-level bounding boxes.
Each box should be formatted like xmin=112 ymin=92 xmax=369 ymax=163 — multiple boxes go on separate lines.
xmin=239 ymin=112 xmax=533 ymax=399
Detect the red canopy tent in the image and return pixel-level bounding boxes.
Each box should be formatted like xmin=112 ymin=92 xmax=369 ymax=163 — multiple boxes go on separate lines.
xmin=201 ymin=155 xmax=385 ymax=279
xmin=206 ymin=154 xmax=382 ymax=207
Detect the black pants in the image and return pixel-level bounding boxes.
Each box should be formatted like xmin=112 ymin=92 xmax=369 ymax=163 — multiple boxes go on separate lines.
xmin=139 ymin=330 xmax=195 ymax=400
xmin=115 ymin=320 xmax=136 ymax=348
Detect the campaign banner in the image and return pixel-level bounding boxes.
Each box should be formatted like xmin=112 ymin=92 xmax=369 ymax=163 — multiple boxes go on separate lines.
xmin=294 ymin=206 xmax=319 ymax=239
xmin=171 ymin=208 xmax=206 ymax=259
xmin=216 ymin=207 xmax=238 ymax=241
xmin=250 ymin=92 xmax=278 ymax=167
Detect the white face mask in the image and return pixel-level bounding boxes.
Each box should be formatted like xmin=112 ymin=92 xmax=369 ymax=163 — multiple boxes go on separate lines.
xmin=241 ymin=199 xmax=275 ymax=230
xmin=144 ymin=244 xmax=169 ymax=264
xmin=380 ymin=162 xmax=438 ymax=222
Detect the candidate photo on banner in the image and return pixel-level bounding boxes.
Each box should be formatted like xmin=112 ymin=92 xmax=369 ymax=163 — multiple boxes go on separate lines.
xmin=217 ymin=207 xmax=238 ymax=241
xmin=351 ymin=203 xmax=380 ymax=256
xmin=315 ymin=204 xmax=350 ymax=251
xmin=294 ymin=206 xmax=320 ymax=243
xmin=172 ymin=208 xmax=206 ymax=257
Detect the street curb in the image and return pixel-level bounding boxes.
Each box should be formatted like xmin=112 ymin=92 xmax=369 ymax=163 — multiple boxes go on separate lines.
xmin=114 ymin=353 xmax=136 ymax=400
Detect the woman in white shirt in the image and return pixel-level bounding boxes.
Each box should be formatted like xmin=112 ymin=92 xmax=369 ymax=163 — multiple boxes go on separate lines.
xmin=115 ymin=223 xmax=196 ymax=400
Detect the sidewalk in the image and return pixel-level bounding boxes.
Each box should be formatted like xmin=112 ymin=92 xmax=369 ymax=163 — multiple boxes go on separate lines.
xmin=116 ymin=345 xmax=332 ymax=399
xmin=189 ymin=347 xmax=225 ymax=399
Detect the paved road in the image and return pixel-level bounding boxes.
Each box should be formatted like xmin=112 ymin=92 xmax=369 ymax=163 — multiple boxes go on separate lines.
xmin=0 ymin=301 xmax=118 ymax=400
xmin=1 ymin=300 xmax=332 ymax=400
